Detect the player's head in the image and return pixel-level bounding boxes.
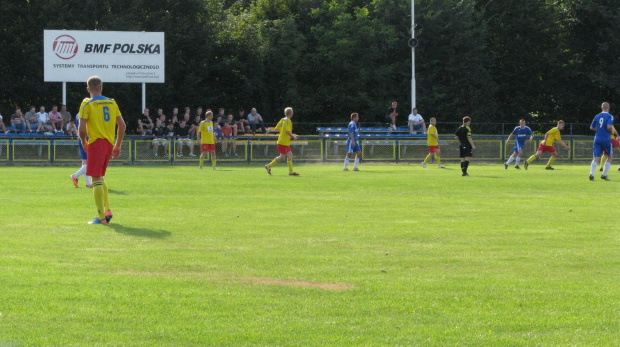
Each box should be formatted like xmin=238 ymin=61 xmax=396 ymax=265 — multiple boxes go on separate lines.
xmin=519 ymin=119 xmax=526 ymax=127
xmin=206 ymin=110 xmax=213 ymax=121
xmin=86 ymin=76 xmax=103 ymax=94
xmin=284 ymin=107 xmax=294 ymax=118
xmin=463 ymin=116 xmax=471 ymax=125
xmin=351 ymin=112 xmax=359 ymax=122
xmin=557 ymin=120 xmax=565 ymax=130
xmin=430 ymin=117 xmax=436 ymax=126
xmin=602 ymin=102 xmax=610 ymax=112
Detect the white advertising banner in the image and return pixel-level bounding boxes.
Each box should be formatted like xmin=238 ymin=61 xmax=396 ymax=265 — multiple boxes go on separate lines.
xmin=44 ymin=30 xmax=165 ymax=83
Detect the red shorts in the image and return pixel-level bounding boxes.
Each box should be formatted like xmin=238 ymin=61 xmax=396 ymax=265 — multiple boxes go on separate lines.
xmin=277 ymin=145 xmax=291 ymax=155
xmin=86 ymin=139 xmax=113 ymax=177
xmin=428 ymin=145 xmax=440 ymax=154
xmin=612 ymin=139 xmax=619 ymax=149
xmin=537 ymin=144 xmax=556 ymax=153
xmin=201 ymin=144 xmax=216 ymax=152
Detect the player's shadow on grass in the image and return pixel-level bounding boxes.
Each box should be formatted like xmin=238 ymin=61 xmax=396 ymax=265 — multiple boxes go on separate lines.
xmin=107 ymin=189 xmax=128 ymax=195
xmin=107 ymin=223 xmax=171 ymax=239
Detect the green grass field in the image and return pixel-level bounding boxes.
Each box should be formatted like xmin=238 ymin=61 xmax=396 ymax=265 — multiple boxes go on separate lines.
xmin=0 ymin=163 xmax=618 ymax=346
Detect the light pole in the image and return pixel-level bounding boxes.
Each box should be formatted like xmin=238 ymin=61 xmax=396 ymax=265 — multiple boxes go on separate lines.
xmin=410 ymin=0 xmax=417 ymax=111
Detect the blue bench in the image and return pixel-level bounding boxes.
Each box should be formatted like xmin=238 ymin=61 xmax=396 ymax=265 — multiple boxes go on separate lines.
xmin=317 ymin=126 xmax=411 ymax=135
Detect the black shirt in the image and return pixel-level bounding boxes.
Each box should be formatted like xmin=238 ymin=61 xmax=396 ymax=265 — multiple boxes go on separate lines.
xmin=455 ymin=125 xmax=472 ymax=146
xmin=139 ymin=114 xmax=151 ymax=125
xmin=152 ymin=125 xmax=165 ymax=137
xmin=164 ymin=127 xmax=176 ymax=137
xmin=177 ymin=125 xmax=190 ymax=137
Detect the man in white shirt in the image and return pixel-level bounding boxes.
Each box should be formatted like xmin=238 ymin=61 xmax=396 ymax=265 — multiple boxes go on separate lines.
xmin=408 ymin=108 xmax=427 ymax=134
xmin=37 ymin=106 xmax=50 ymax=125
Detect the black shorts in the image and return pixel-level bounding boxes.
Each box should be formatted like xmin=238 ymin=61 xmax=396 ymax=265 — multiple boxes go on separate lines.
xmin=459 ymin=144 xmax=473 ymax=158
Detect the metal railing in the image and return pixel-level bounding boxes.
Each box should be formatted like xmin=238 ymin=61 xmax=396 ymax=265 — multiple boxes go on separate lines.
xmin=0 ymin=134 xmax=598 ymax=164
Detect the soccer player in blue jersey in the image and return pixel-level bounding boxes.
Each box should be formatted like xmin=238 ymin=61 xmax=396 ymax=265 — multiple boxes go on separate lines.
xmin=589 ymin=102 xmax=614 ymax=181
xmin=70 ymin=112 xmax=93 ymax=188
xmin=343 ymin=112 xmax=361 ymax=171
xmin=504 ymin=119 xmax=533 ymax=169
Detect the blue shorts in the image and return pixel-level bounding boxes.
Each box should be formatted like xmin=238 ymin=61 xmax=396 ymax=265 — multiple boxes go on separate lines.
xmin=78 ymin=139 xmax=87 ymax=160
xmin=347 ymin=142 xmax=361 ymax=154
xmin=593 ymin=141 xmax=612 ymax=158
xmin=513 ymin=141 xmax=525 ymax=153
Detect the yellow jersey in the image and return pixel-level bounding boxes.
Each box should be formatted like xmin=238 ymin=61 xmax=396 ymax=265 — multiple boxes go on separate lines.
xmin=198 ymin=121 xmax=215 ymax=144
xmin=612 ymin=126 xmax=617 ymax=140
xmin=542 ymin=127 xmax=561 ymax=146
xmin=276 ymin=117 xmax=293 ymax=146
xmin=427 ymin=124 xmax=439 ymax=146
xmin=79 ymin=95 xmax=121 ymax=146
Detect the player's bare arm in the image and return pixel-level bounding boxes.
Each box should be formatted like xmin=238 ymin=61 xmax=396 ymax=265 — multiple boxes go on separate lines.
xmin=78 ymin=117 xmax=88 ymax=150
xmin=112 ymin=116 xmax=126 ymax=158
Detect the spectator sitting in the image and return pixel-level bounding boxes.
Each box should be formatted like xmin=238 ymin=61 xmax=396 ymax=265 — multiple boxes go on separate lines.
xmin=168 ymin=114 xmax=179 ymax=128
xmin=236 ymin=109 xmax=249 ymax=134
xmin=386 ymin=101 xmax=398 ymax=130
xmin=60 ymin=104 xmax=72 ymax=126
xmin=247 ymin=108 xmax=267 ymax=134
xmin=162 ymin=122 xmax=176 ymax=156
xmin=152 ymin=119 xmax=167 ymax=157
xmin=155 ymin=108 xmax=167 ymax=125
xmin=176 ymin=120 xmax=195 ymax=157
xmin=408 ymin=108 xmax=427 ymax=134
xmin=221 ymin=116 xmax=238 ymax=157
xmin=65 ymin=119 xmax=78 ymax=136
xmin=48 ymin=105 xmax=64 ymax=133
xmin=189 ymin=114 xmax=202 ymax=137
xmin=137 ymin=108 xmax=153 ymax=135
xmin=37 ymin=106 xmax=50 ymax=130
xmin=0 ymin=111 xmax=6 ymax=133
xmin=24 ymin=106 xmax=39 ymax=132
xmin=11 ymin=107 xmax=28 ymax=132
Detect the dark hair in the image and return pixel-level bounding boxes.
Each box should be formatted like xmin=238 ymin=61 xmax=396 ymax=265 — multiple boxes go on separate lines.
xmin=463 ymin=116 xmax=471 ymax=123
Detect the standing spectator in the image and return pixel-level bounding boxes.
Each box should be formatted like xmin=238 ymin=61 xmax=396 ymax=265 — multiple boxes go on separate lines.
xmin=408 ymin=108 xmax=426 ymax=134
xmin=524 ymin=121 xmax=570 ymax=171
xmin=217 ymin=108 xmax=226 ymax=123
xmin=264 ymin=107 xmax=299 ymax=176
xmin=48 ymin=105 xmax=64 ymax=133
xmin=588 ymin=102 xmax=614 ymax=181
xmin=0 ymin=111 xmax=6 ymax=133
xmin=78 ymin=75 xmax=126 ymax=225
xmin=386 ymin=101 xmax=398 ymax=130
xmin=236 ymin=109 xmax=249 ymax=134
xmin=197 ymin=111 xmax=217 ymax=170
xmin=60 ymin=104 xmax=72 ymax=125
xmin=221 ymin=114 xmax=238 ymax=157
xmin=152 ymin=118 xmax=167 ymax=157
xmin=247 ymin=108 xmax=266 ymax=134
xmin=176 ymin=120 xmax=195 ymax=157
xmin=455 ymin=116 xmax=476 ymax=176
xmin=11 ymin=107 xmax=28 ymax=132
xmin=169 ymin=107 xmax=179 ymax=124
xmin=422 ymin=117 xmax=445 ymax=168
xmin=37 ymin=106 xmax=50 ymax=128
xmin=137 ymin=108 xmax=153 ymax=135
xmin=343 ymin=112 xmax=361 ymax=171
xmin=24 ymin=106 xmax=39 ymax=132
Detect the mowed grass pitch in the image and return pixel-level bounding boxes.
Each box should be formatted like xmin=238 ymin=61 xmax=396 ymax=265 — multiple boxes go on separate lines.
xmin=0 ymin=163 xmax=618 ymax=346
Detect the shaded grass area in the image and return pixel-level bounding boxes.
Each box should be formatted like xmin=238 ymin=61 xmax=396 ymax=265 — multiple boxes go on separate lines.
xmin=0 ymin=164 xmax=618 ymax=346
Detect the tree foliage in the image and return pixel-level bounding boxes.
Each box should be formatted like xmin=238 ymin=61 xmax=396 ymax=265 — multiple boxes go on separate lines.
xmin=1 ymin=0 xmax=618 ymax=131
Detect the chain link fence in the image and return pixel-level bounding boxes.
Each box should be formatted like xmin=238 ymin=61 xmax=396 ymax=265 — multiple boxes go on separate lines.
xmin=0 ymin=135 xmax=600 ymax=165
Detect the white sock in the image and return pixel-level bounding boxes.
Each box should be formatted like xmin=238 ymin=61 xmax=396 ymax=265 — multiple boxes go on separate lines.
xmin=74 ymin=164 xmax=86 ymax=178
xmin=515 ymin=156 xmax=521 ymax=165
xmin=506 ymin=155 xmax=515 ymax=165
xmin=85 ymin=175 xmax=92 ymax=186
xmin=344 ymin=157 xmax=350 ymax=169
xmin=353 ymin=157 xmax=360 ymax=169
xmin=590 ymin=161 xmax=598 ymax=176
xmin=603 ymin=161 xmax=611 ymax=176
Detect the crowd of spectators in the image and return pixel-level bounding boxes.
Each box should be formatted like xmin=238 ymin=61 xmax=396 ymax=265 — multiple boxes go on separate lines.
xmin=1 ymin=104 xmax=74 ymax=135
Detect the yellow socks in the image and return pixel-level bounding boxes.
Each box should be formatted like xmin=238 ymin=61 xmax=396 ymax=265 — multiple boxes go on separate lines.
xmin=101 ymin=180 xmax=110 ymax=212
xmin=199 ymin=156 xmax=204 ymax=169
xmin=436 ymin=156 xmax=441 ymax=165
xmin=92 ymin=181 xmax=105 ymax=220
xmin=268 ymin=159 xmax=278 ymax=168
xmin=527 ymin=155 xmax=537 ymax=164
xmin=287 ymin=160 xmax=293 ymax=173
xmin=423 ymin=154 xmax=432 ymax=164
xmin=212 ymin=158 xmax=216 ymax=169
xmin=546 ymin=156 xmax=555 ymax=167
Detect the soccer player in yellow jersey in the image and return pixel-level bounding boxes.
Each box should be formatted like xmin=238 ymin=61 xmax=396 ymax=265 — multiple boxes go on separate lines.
xmin=422 ymin=117 xmax=445 ymax=168
xmin=599 ymin=125 xmax=619 ymax=171
xmin=524 ymin=120 xmax=570 ymax=170
xmin=265 ymin=107 xmax=299 ymax=176
xmin=197 ymin=111 xmax=217 ymax=170
xmin=78 ymin=76 xmax=126 ymax=224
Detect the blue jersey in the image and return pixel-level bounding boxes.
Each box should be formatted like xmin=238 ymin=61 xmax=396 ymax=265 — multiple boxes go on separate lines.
xmin=511 ymin=126 xmax=533 ymax=144
xmin=591 ymin=112 xmax=614 ymax=143
xmin=347 ymin=121 xmax=360 ymax=143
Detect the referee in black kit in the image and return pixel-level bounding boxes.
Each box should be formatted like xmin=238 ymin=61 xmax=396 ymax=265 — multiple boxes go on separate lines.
xmin=455 ymin=116 xmax=476 ymax=176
